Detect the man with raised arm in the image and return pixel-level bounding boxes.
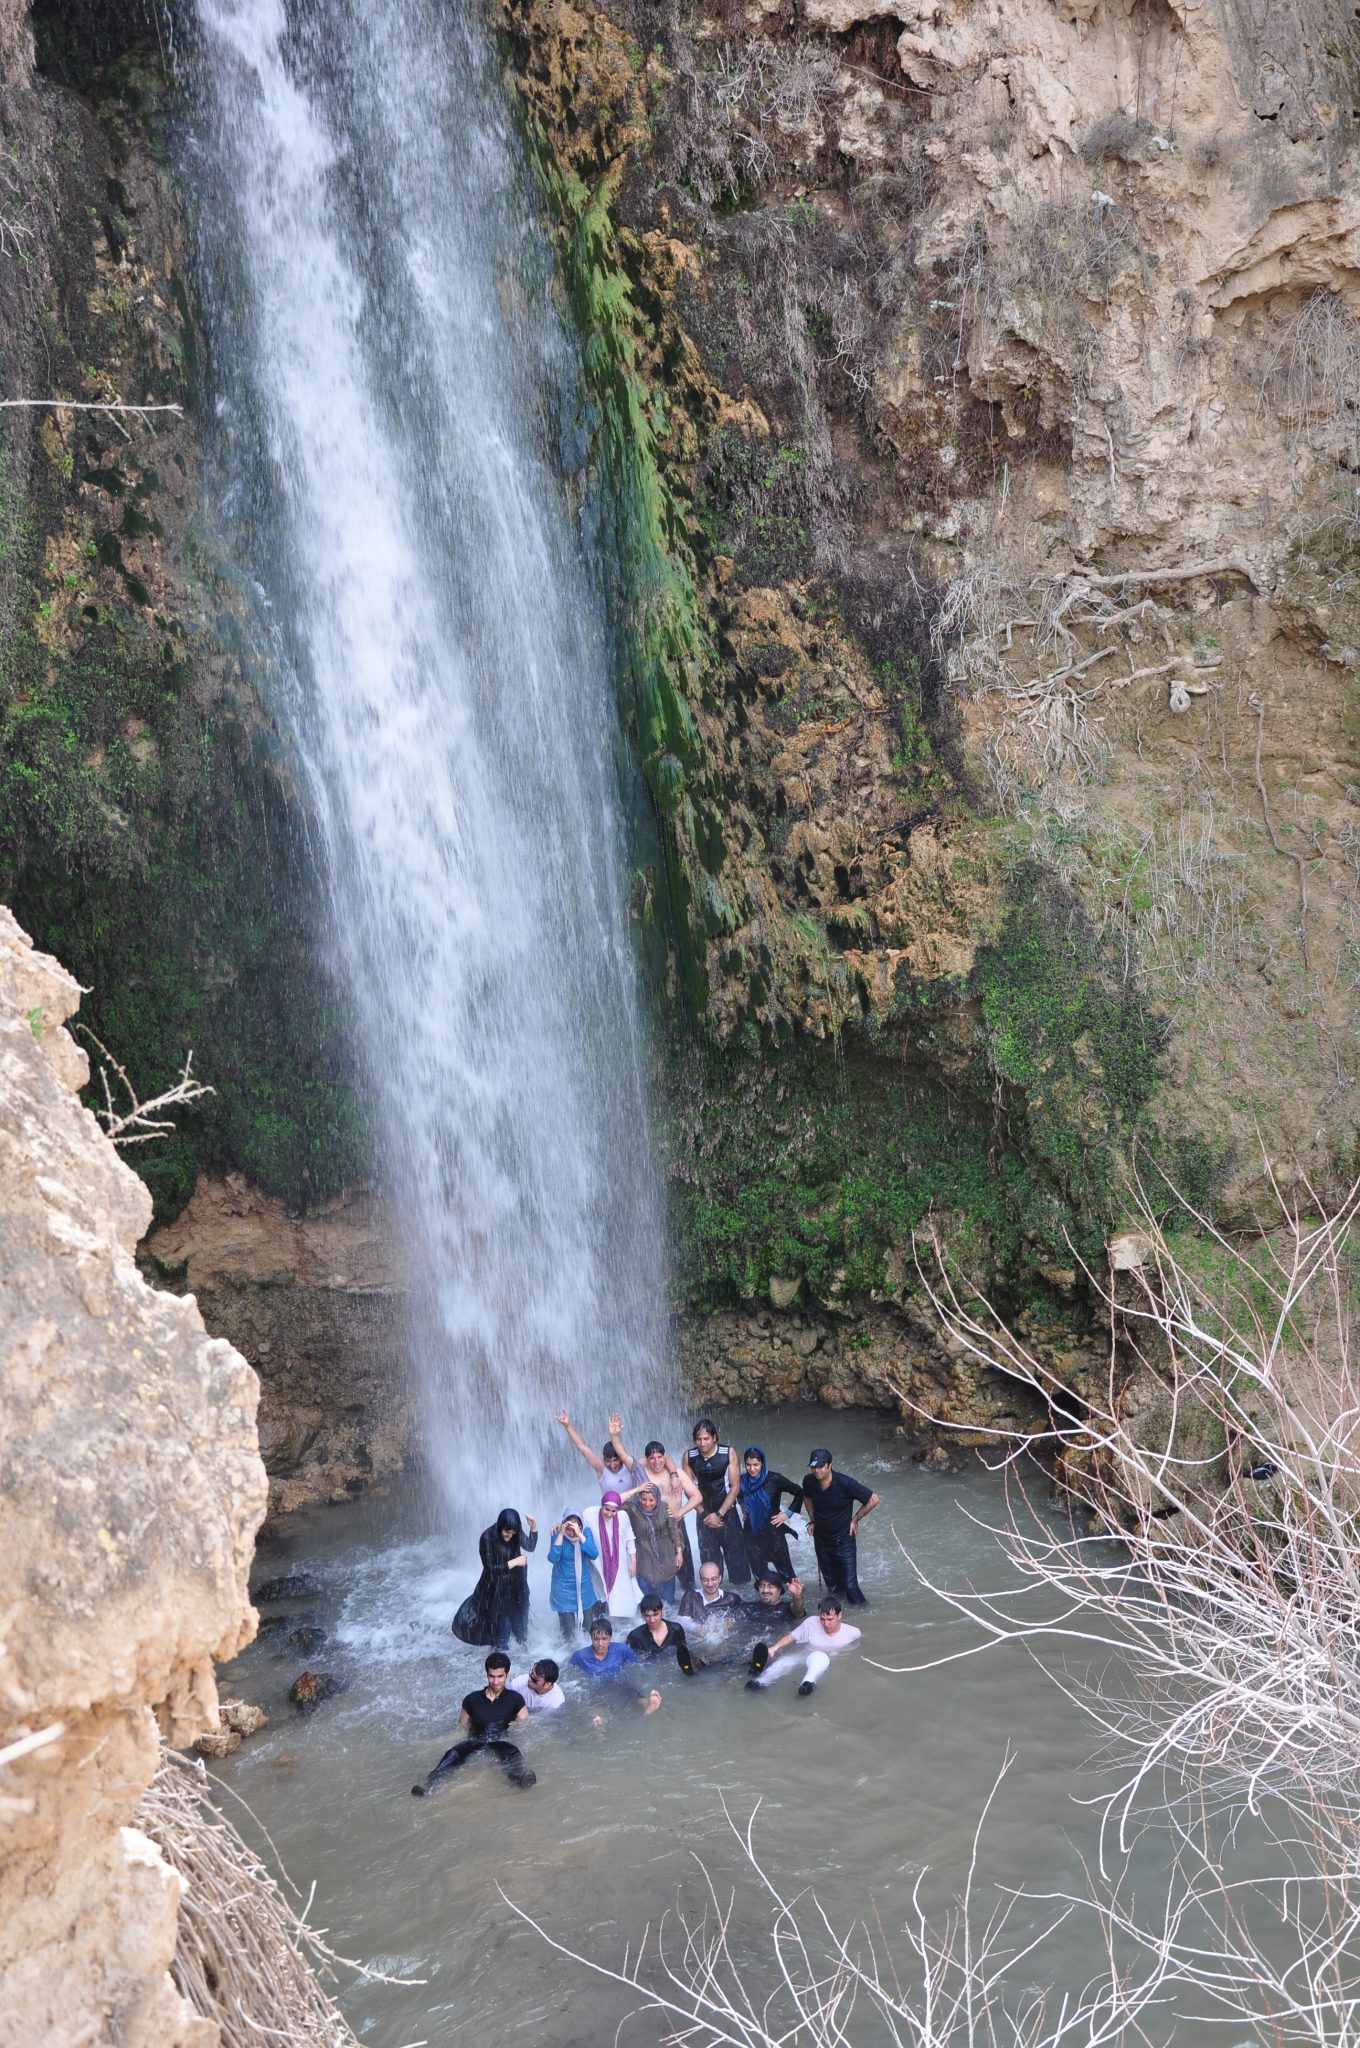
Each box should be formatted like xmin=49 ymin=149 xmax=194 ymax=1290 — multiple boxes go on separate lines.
xmin=554 ymin=1409 xmax=644 ymax=1496
xmin=802 ymin=1448 xmax=878 ymax=1607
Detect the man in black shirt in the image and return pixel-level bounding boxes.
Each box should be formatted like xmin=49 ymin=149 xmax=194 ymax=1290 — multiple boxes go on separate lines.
xmin=802 ymin=1448 xmax=878 ymax=1607
xmin=412 ymin=1652 xmax=536 ymax=1794
xmin=627 ymin=1593 xmax=695 ymax=1674
xmin=740 ymin=1570 xmax=806 ymax=1628
xmin=683 ymin=1420 xmax=750 ymax=1585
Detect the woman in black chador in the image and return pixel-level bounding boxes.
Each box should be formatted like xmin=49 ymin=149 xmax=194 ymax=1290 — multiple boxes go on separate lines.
xmin=452 ymin=1508 xmax=538 ymax=1651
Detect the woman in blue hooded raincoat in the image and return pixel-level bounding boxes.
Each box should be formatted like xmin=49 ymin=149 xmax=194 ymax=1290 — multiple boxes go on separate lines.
xmin=546 ymin=1510 xmax=599 ymax=1639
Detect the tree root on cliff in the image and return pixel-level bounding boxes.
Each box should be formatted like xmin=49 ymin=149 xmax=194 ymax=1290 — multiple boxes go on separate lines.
xmin=138 ymin=1749 xmax=418 ymax=2048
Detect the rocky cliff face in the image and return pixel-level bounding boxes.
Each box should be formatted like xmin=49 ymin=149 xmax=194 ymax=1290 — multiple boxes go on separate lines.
xmin=0 ymin=904 xmax=266 ymax=2044
xmin=7 ymin=0 xmax=1360 ymax=1491
xmin=145 ymin=1176 xmax=412 ymax=1514
xmin=492 ymin=0 xmax=1360 ymax=1397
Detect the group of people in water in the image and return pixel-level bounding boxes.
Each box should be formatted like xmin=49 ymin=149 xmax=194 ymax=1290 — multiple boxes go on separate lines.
xmin=413 ymin=1417 xmax=881 ymax=1796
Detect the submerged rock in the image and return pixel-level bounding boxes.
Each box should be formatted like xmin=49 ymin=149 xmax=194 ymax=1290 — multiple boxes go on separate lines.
xmin=221 ymin=1699 xmax=269 ymax=1737
xmin=288 ymin=1624 xmax=328 ymax=1653
xmin=289 ymin=1669 xmax=346 ymax=1712
xmin=256 ymin=1612 xmax=295 ymax=1637
xmin=256 ymin=1571 xmax=320 ymax=1603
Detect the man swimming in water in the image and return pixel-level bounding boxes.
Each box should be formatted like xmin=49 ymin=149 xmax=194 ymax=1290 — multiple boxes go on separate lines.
xmin=569 ymin=1618 xmax=662 ymax=1713
xmin=740 ymin=1571 xmax=806 ymax=1627
xmin=412 ymin=1652 xmax=536 ymax=1793
xmin=627 ymin=1593 xmax=695 ymax=1673
xmin=510 ymin=1659 xmax=566 ymax=1714
xmin=746 ymin=1594 xmax=862 ymax=1697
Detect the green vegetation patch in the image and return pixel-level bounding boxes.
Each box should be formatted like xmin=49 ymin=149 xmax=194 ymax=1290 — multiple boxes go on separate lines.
xmin=524 ymin=133 xmax=738 ymax=1010
xmin=664 ymin=1033 xmax=1087 ymax=1315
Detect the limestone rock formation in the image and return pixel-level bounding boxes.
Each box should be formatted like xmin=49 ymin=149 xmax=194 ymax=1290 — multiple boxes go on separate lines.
xmin=146 ymin=1176 xmax=413 ymax=1513
xmin=0 ymin=906 xmax=267 ymax=2045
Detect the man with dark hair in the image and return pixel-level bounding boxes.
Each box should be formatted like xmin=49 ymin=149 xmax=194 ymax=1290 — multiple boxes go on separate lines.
xmin=802 ymin=1448 xmax=879 ymax=1606
xmin=627 ymin=1594 xmax=695 ymax=1673
xmin=741 ymin=1571 xmax=806 ymax=1628
xmin=555 ymin=1409 xmax=645 ymax=1495
xmin=569 ymin=1617 xmax=661 ymax=1714
xmin=511 ymin=1658 xmax=566 ymax=1714
xmin=746 ymin=1595 xmax=862 ymax=1697
xmin=412 ymin=1652 xmax=536 ymax=1793
xmin=683 ymin=1420 xmax=749 ymax=1585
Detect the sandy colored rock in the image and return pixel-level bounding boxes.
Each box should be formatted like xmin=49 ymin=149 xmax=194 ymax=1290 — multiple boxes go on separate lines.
xmin=0 ymin=907 xmax=267 ymax=2047
xmin=146 ymin=1175 xmax=413 ymax=1513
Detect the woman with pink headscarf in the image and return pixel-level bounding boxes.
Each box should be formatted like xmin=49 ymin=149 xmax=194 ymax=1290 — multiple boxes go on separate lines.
xmin=583 ymin=1493 xmax=638 ymax=1620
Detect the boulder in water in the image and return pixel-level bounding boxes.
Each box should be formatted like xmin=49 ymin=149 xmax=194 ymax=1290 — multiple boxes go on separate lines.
xmin=288 ymin=1623 xmax=328 ymax=1653
xmin=289 ymin=1669 xmax=346 ymax=1712
xmin=256 ymin=1571 xmax=320 ymax=1603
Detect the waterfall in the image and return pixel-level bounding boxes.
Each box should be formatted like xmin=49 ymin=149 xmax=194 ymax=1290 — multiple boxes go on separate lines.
xmin=190 ymin=0 xmax=672 ymax=1517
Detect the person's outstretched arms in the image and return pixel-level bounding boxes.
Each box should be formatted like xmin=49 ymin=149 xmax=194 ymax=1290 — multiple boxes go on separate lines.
xmin=608 ymin=1412 xmax=640 ymax=1470
xmin=556 ymin=1411 xmax=605 ymax=1473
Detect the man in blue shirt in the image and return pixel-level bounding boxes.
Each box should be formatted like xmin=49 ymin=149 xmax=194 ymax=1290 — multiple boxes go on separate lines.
xmin=569 ymin=1618 xmax=661 ymax=1713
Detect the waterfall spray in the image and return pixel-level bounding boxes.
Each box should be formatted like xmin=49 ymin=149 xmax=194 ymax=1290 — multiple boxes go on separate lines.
xmin=191 ymin=0 xmax=673 ymax=1522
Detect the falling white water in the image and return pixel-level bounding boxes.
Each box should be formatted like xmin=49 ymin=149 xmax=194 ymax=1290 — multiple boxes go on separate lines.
xmin=190 ymin=0 xmax=673 ymax=1517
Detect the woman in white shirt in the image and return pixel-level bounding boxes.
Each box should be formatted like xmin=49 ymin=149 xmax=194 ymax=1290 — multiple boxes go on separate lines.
xmin=582 ymin=1493 xmax=639 ymax=1620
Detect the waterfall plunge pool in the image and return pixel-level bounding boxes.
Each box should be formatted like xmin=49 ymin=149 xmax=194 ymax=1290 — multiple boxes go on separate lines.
xmin=215 ymin=1407 xmax=1282 ymax=2045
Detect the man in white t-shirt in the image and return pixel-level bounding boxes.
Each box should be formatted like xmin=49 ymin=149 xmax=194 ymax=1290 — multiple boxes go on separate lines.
xmin=744 ymin=1595 xmax=862 ymax=1696
xmin=510 ymin=1658 xmax=567 ymax=1714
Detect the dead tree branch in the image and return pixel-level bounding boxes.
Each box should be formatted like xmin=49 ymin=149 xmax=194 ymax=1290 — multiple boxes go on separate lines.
xmin=77 ymin=1028 xmax=214 ymax=1145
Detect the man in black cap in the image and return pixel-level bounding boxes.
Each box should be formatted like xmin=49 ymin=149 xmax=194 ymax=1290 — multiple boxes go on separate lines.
xmin=802 ymin=1449 xmax=878 ymax=1606
xmin=740 ymin=1570 xmax=806 ymax=1628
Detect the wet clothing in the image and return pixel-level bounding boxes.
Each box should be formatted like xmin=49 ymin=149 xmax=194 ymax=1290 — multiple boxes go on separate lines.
xmin=547 ymin=1525 xmax=599 ymax=1621
xmin=625 ymin=1494 xmax=684 ymax=1605
xmin=583 ymin=1501 xmax=638 ymax=1619
xmin=599 ymin=1458 xmax=646 ymax=1497
xmin=736 ymin=1454 xmax=804 ymax=1584
xmin=801 ymin=1470 xmax=873 ymax=1542
xmin=803 ymin=1471 xmax=873 ymax=1606
xmin=678 ymin=1585 xmax=744 ymax=1625
xmin=751 ymin=1615 xmax=861 ymax=1692
xmin=510 ymin=1673 xmax=566 ymax=1715
xmin=740 ymin=1587 xmax=806 ymax=1630
xmin=626 ymin=1619 xmax=688 ymax=1659
xmin=462 ymin=1685 xmax=527 ymax=1738
xmin=568 ymin=1641 xmax=640 ymax=1682
xmin=416 ymin=1684 xmax=532 ymax=1793
xmin=452 ymin=1510 xmax=538 ymax=1649
xmin=420 ymin=1738 xmax=532 ymax=1790
xmin=685 ymin=1441 xmax=750 ymax=1586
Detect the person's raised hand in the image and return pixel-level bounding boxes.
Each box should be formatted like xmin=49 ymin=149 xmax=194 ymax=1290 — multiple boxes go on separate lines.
xmin=555 ymin=1410 xmax=571 ymax=1428
xmin=525 ymin=1513 xmax=537 ymax=1530
xmin=608 ymin=1411 xmax=623 ymax=1436
xmin=788 ymin=1577 xmax=803 ymax=1598
xmin=551 ymin=1522 xmax=562 ymax=1537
